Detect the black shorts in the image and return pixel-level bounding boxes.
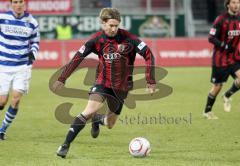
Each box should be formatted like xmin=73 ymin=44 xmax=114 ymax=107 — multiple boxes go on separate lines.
xmin=211 ymin=64 xmax=240 ymax=84
xmin=89 ymin=84 xmax=128 ymax=115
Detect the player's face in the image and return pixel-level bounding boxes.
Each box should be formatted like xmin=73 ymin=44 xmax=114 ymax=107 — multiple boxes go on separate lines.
xmin=102 ymin=19 xmax=120 ymax=37
xmin=228 ymin=0 xmax=240 ymax=14
xmin=11 ymin=0 xmax=25 ymax=17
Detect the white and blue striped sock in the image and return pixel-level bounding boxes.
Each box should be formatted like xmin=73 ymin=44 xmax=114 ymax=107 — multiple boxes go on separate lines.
xmin=0 ymin=106 xmax=18 ymax=133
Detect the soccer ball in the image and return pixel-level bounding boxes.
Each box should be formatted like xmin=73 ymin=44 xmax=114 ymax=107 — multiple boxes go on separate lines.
xmin=129 ymin=137 xmax=151 ymax=157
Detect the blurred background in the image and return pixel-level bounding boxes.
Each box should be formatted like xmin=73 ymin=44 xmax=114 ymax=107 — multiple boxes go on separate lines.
xmin=0 ymin=0 xmax=226 ymax=67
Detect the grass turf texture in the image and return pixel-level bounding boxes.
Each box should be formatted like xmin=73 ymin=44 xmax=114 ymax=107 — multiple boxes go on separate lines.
xmin=0 ymin=67 xmax=239 ymax=166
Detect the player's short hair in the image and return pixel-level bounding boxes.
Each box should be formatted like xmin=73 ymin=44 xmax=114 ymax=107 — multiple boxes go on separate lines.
xmin=224 ymin=0 xmax=238 ymax=10
xmin=99 ymin=8 xmax=121 ymax=22
xmin=10 ymin=0 xmax=25 ymax=2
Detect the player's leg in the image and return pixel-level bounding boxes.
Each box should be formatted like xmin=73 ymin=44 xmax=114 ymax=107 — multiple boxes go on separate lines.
xmin=0 ymin=72 xmax=13 ymax=140
xmin=222 ymin=67 xmax=240 ymax=112
xmin=91 ymin=110 xmax=119 ymax=138
xmin=203 ymin=66 xmax=228 ymax=119
xmin=64 ymin=93 xmax=104 ymax=144
xmin=0 ymin=90 xmax=23 ymax=139
xmin=57 ymin=93 xmax=104 ymax=158
xmin=104 ymin=110 xmax=119 ymax=129
xmin=88 ymin=85 xmax=108 ymax=138
xmin=0 ymin=68 xmax=31 ymax=140
xmin=105 ymin=96 xmax=124 ymax=129
xmin=203 ymin=84 xmax=222 ymax=119
xmin=0 ymin=95 xmax=9 ymax=140
xmin=0 ymin=72 xmax=11 ymax=111
xmin=205 ymin=83 xmax=222 ymax=111
xmin=0 ymin=95 xmax=8 ymax=112
xmin=91 ymin=94 xmax=124 ymax=138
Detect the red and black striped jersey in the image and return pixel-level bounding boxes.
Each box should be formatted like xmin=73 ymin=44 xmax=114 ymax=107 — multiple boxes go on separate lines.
xmin=208 ymin=12 xmax=240 ymax=67
xmin=58 ymin=28 xmax=156 ymax=91
xmin=236 ymin=41 xmax=240 ymax=62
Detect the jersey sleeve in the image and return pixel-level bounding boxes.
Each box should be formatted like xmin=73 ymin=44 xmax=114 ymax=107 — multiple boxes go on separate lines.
xmin=29 ymin=17 xmax=40 ymax=59
xmin=131 ymin=35 xmax=156 ymax=84
xmin=208 ymin=15 xmax=223 ymax=47
xmin=58 ymin=38 xmax=96 ymax=83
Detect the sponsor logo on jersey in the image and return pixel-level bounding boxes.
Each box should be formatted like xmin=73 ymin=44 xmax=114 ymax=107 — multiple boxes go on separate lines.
xmin=103 ymin=53 xmax=122 ymax=62
xmin=209 ymin=28 xmax=216 ymax=35
xmin=102 ymin=42 xmax=134 ymax=63
xmin=102 ymin=44 xmax=122 ymax=63
xmin=137 ymin=41 xmax=146 ymax=50
xmin=3 ymin=25 xmax=30 ymax=37
xmin=228 ymin=30 xmax=240 ymax=37
xmin=117 ymin=44 xmax=125 ymax=53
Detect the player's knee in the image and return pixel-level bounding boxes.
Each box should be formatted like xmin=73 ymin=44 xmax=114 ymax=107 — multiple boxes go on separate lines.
xmin=106 ymin=121 xmax=116 ymax=129
xmin=235 ymin=79 xmax=240 ymax=87
xmin=11 ymin=96 xmax=21 ymax=108
xmin=215 ymin=85 xmax=222 ymax=91
xmin=106 ymin=124 xmax=114 ymax=129
xmin=0 ymin=100 xmax=7 ymax=109
xmin=211 ymin=84 xmax=222 ymax=96
xmin=0 ymin=100 xmax=7 ymax=107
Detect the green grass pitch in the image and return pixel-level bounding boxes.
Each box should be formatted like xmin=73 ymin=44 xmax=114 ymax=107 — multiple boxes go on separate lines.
xmin=0 ymin=67 xmax=239 ymax=166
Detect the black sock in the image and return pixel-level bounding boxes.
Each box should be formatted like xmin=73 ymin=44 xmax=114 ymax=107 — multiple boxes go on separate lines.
xmin=93 ymin=114 xmax=105 ymax=125
xmin=0 ymin=105 xmax=4 ymax=110
xmin=224 ymin=81 xmax=240 ymax=98
xmin=64 ymin=114 xmax=87 ymax=145
xmin=204 ymin=93 xmax=216 ymax=113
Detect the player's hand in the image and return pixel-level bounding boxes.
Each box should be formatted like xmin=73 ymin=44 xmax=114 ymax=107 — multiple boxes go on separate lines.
xmin=221 ymin=42 xmax=235 ymax=53
xmin=146 ymin=83 xmax=156 ymax=96
xmin=52 ymin=80 xmax=65 ymax=91
xmin=27 ymin=51 xmax=35 ymax=65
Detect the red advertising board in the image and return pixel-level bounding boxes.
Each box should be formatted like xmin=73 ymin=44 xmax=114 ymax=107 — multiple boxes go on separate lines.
xmin=155 ymin=38 xmax=212 ymax=66
xmin=33 ymin=38 xmax=213 ymax=68
xmin=34 ymin=40 xmax=63 ymax=68
xmin=0 ymin=0 xmax=72 ymax=14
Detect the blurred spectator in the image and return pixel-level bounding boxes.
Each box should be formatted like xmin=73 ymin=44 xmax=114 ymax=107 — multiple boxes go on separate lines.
xmin=90 ymin=0 xmax=111 ymax=8
xmin=207 ymin=0 xmax=217 ymax=23
xmin=54 ymin=16 xmax=73 ymax=40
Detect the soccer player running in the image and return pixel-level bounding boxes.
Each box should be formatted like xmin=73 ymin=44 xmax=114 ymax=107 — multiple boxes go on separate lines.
xmin=0 ymin=0 xmax=40 ymax=140
xmin=203 ymin=0 xmax=240 ymax=119
xmin=52 ymin=8 xmax=156 ymax=158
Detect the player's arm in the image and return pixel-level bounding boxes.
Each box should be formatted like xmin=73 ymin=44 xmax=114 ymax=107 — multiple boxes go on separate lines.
xmin=208 ymin=16 xmax=231 ymax=51
xmin=208 ymin=15 xmax=222 ymax=47
xmin=52 ymin=39 xmax=95 ymax=91
xmin=28 ymin=24 xmax=40 ymax=64
xmin=209 ymin=17 xmax=235 ymax=53
xmin=135 ymin=39 xmax=156 ymax=95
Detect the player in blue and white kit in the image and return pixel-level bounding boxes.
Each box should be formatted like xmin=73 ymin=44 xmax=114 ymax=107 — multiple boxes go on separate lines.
xmin=0 ymin=0 xmax=40 ymax=140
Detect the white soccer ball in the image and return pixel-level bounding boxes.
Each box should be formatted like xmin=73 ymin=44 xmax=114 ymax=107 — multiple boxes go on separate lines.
xmin=129 ymin=137 xmax=151 ymax=157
